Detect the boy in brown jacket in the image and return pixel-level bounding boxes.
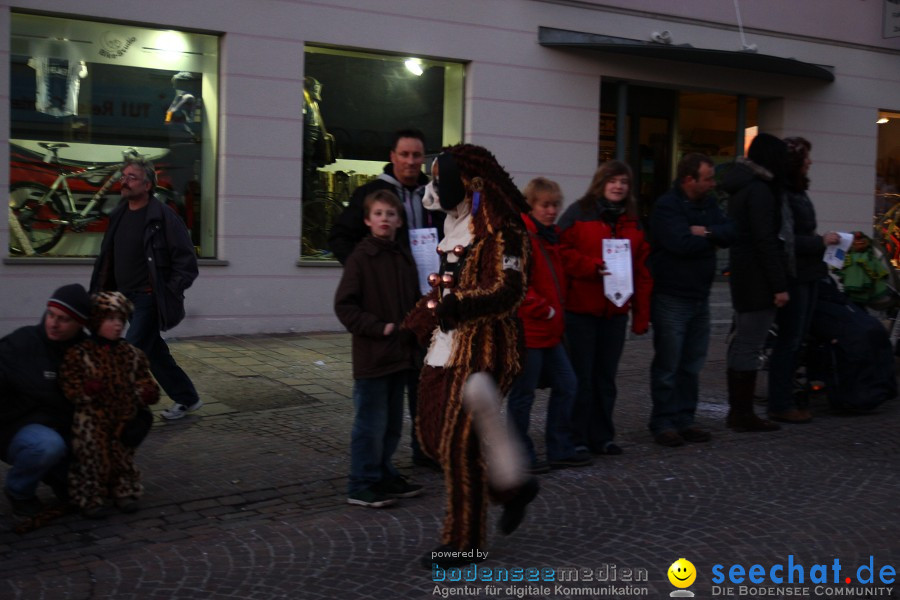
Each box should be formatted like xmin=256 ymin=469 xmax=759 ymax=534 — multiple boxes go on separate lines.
xmin=334 ymin=190 xmax=423 ymax=508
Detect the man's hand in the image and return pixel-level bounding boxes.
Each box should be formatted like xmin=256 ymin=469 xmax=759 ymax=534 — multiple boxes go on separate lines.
xmin=383 ymin=323 xmax=396 ymax=336
xmin=690 ymin=225 xmax=708 ymax=237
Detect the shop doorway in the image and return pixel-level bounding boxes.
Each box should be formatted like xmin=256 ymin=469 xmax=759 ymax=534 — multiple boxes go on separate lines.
xmin=599 ymin=82 xmax=757 ymax=220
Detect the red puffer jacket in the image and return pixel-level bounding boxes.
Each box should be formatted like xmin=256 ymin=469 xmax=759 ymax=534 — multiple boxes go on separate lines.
xmin=518 ymin=213 xmax=566 ymax=348
xmin=558 ymin=203 xmax=652 ymax=333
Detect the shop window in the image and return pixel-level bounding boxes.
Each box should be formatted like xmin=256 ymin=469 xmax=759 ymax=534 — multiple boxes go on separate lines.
xmin=301 ymin=46 xmax=464 ymax=261
xmin=876 ymin=110 xmax=900 ymax=219
xmin=875 ymin=109 xmax=900 ymax=267
xmin=9 ymin=12 xmax=218 ymax=258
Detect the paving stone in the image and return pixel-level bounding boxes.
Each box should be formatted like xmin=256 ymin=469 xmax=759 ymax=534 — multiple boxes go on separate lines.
xmin=1 ymin=311 xmax=898 ymax=599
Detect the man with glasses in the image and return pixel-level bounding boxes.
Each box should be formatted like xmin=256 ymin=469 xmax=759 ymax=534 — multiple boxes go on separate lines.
xmin=90 ymin=158 xmax=201 ymax=420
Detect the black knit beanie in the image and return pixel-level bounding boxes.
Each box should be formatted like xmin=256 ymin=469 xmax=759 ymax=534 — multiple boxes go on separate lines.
xmin=47 ymin=283 xmax=90 ymax=325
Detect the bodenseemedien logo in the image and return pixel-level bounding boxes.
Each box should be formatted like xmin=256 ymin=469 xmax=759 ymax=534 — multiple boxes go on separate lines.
xmin=668 ymin=558 xmax=697 ymax=598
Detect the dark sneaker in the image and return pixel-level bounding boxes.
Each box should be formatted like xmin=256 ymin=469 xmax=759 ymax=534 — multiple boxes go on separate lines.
xmin=592 ymin=441 xmax=623 ymax=455
xmin=375 ymin=475 xmax=423 ymax=498
xmin=81 ymin=503 xmax=116 ymax=519
xmin=4 ymin=490 xmax=44 ymax=517
xmin=767 ymin=409 xmax=812 ymax=424
xmin=679 ymin=427 xmax=712 ymax=443
xmin=549 ymin=451 xmax=593 ymax=469
xmin=347 ymin=488 xmax=398 ymax=508
xmin=654 ymin=430 xmax=686 ymax=447
xmin=527 ymin=461 xmax=551 ymax=475
xmin=498 ymin=477 xmax=539 ymax=535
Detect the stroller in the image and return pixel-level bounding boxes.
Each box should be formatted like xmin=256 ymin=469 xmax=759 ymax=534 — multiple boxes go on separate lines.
xmin=806 ymin=274 xmax=897 ymax=412
xmin=755 ymin=231 xmax=899 ymax=412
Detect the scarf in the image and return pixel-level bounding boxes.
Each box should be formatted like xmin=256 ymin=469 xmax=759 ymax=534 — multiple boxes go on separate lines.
xmin=599 ymin=198 xmax=626 ymax=224
xmin=532 ymin=218 xmax=558 ymax=245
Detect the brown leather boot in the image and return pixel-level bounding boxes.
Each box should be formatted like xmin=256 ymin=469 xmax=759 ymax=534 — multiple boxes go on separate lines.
xmin=727 ymin=369 xmax=781 ymax=432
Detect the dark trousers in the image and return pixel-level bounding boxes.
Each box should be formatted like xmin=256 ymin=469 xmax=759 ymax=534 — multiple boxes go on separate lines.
xmin=126 ymin=292 xmax=199 ymax=406
xmin=767 ymin=280 xmax=817 ymax=412
xmin=565 ymin=312 xmax=628 ymax=451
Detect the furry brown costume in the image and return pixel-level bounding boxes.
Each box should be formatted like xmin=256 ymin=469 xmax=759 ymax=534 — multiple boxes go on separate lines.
xmin=60 ymin=292 xmax=159 ymax=514
xmin=404 ymin=144 xmax=533 ymax=564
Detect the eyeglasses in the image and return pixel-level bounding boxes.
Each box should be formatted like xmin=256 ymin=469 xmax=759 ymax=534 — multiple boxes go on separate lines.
xmin=120 ymin=174 xmax=146 ymax=183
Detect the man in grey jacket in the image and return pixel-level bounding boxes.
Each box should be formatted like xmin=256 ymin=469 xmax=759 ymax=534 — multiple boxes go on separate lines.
xmin=328 ymin=128 xmax=444 ymax=264
xmin=90 ymin=157 xmax=200 ymax=421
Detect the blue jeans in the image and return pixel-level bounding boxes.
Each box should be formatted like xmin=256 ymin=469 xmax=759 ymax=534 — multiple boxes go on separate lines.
xmin=767 ymin=281 xmax=817 ymax=412
xmin=507 ymin=344 xmax=578 ymax=463
xmin=126 ymin=292 xmax=199 ymax=406
xmin=406 ymin=368 xmax=426 ymax=461
xmin=348 ymin=371 xmax=408 ymax=494
xmin=649 ymin=293 xmax=711 ymax=434
xmin=565 ymin=312 xmax=628 ymax=451
xmin=4 ymin=424 xmax=68 ymax=499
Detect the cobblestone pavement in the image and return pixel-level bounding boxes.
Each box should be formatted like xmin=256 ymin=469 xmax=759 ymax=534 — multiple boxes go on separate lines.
xmin=1 ymin=331 xmax=898 ymax=600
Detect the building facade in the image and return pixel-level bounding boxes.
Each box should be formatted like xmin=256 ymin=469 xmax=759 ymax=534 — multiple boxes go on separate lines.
xmin=3 ymin=0 xmax=900 ymax=337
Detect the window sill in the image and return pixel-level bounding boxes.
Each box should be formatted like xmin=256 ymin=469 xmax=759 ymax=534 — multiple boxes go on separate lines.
xmin=4 ymin=257 xmax=230 ymax=266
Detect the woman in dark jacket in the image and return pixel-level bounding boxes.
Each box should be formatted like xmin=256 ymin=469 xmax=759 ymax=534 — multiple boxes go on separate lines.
xmin=766 ymin=137 xmax=839 ymax=423
xmin=721 ymin=133 xmax=789 ymax=432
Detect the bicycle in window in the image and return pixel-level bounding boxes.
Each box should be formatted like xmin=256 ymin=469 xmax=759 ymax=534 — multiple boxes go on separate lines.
xmin=8 ymin=142 xmax=182 ymax=256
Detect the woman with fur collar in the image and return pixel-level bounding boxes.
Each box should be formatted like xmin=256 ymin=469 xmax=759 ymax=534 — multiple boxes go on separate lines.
xmin=720 ymin=132 xmax=791 ymax=433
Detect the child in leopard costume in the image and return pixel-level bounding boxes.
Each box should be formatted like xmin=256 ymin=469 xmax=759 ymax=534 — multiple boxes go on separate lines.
xmin=59 ymin=291 xmax=159 ymax=517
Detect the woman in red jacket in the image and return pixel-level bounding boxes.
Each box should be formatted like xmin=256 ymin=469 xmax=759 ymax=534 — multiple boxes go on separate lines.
xmin=559 ymin=161 xmax=652 ymax=456
xmin=507 ymin=178 xmax=593 ymax=474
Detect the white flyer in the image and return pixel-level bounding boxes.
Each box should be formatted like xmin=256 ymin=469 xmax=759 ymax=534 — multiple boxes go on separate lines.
xmin=602 ymin=238 xmax=633 ymax=307
xmin=409 ymin=227 xmax=440 ymax=295
xmin=823 ymin=232 xmax=853 ymax=269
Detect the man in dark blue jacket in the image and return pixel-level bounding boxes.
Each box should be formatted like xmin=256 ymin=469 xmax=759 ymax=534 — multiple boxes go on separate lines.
xmin=1 ymin=284 xmax=89 ymax=516
xmin=648 ymin=153 xmax=733 ymax=447
xmin=90 ymin=157 xmax=200 ymax=421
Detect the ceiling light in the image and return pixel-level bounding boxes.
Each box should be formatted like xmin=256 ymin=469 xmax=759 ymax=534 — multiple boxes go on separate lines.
xmin=877 ymin=117 xmax=889 ymax=124
xmin=404 ymin=58 xmax=423 ymax=76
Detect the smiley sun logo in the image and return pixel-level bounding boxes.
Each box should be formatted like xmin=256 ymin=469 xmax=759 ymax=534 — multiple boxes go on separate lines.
xmin=667 ymin=558 xmax=697 ymax=597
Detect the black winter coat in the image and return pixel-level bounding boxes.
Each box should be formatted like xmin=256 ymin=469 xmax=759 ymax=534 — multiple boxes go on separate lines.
xmin=90 ymin=197 xmax=198 ymax=331
xmin=0 ymin=322 xmax=84 ymax=460
xmin=785 ymin=189 xmax=827 ymax=283
xmin=721 ymin=160 xmax=789 ymax=312
xmin=327 ymin=165 xmax=444 ymax=264
xmin=649 ymin=184 xmax=733 ymax=300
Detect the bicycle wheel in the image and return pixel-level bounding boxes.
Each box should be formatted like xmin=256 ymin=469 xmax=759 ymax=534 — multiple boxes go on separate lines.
xmin=9 ymin=183 xmax=66 ymax=255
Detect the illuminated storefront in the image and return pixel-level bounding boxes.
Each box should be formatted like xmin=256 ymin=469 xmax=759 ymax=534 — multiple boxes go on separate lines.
xmin=2 ymin=1 xmax=899 ymax=337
